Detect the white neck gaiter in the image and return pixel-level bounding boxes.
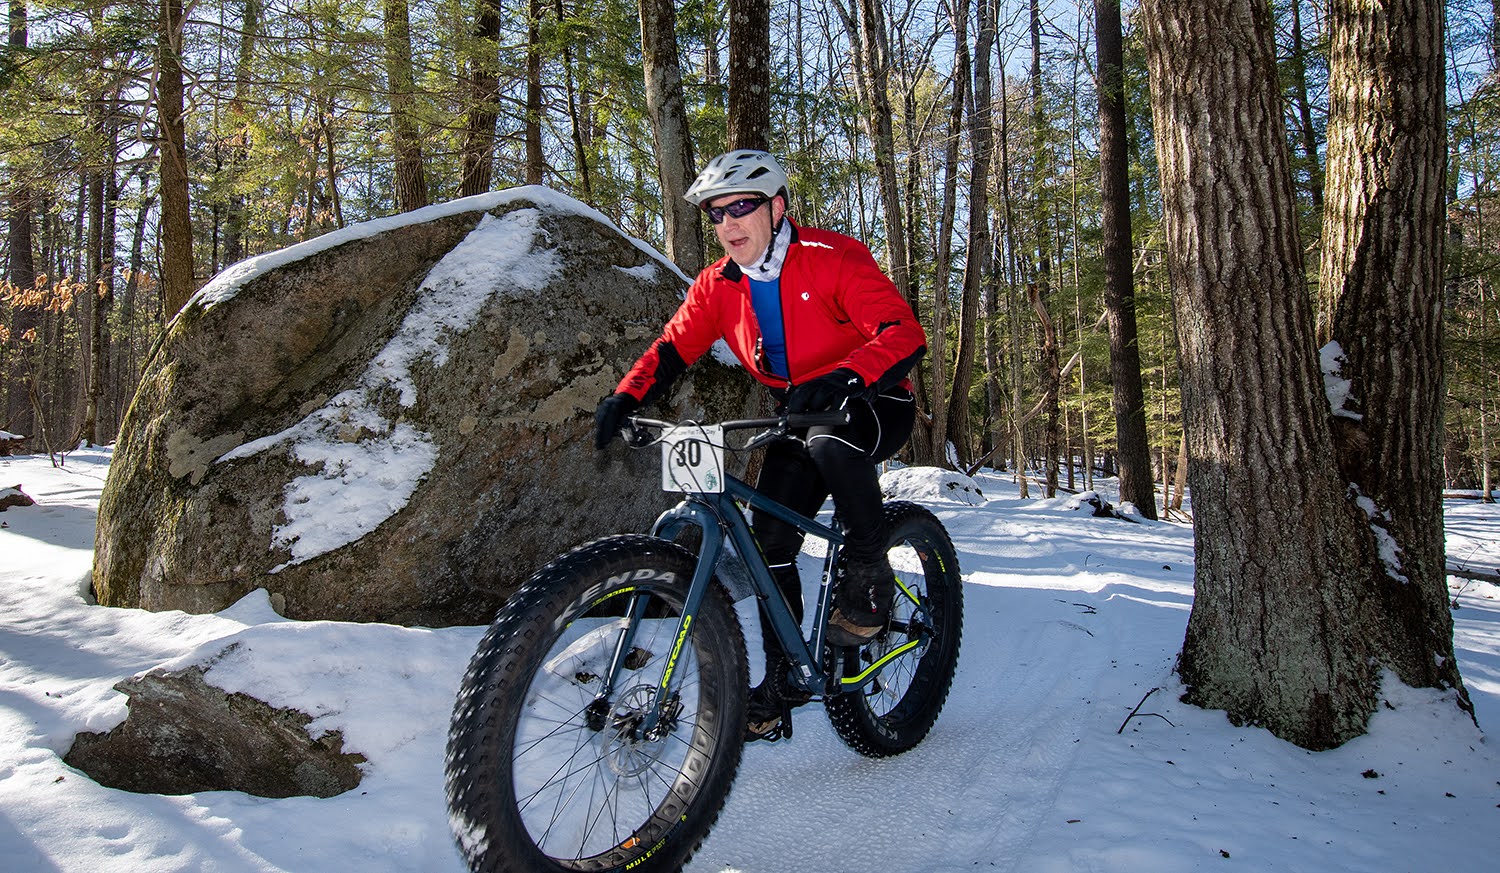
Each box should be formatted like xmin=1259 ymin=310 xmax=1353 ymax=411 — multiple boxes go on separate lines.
xmin=739 ymin=220 xmax=793 ymax=281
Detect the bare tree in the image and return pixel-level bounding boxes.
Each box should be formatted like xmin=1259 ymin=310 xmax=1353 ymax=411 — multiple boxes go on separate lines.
xmin=834 ymin=0 xmax=914 ymax=313
xmin=158 ymin=0 xmax=194 ymax=315
xmin=384 ymin=0 xmax=429 ymax=212
xmin=946 ymin=0 xmax=997 ymax=466
xmin=1096 ymin=0 xmax=1157 ymax=519
xmin=459 ymin=0 xmax=502 ymax=197
xmin=925 ymin=0 xmax=970 ymax=465
xmin=525 ymin=0 xmax=544 ymax=185
xmin=727 ymin=0 xmax=771 ymax=150
xmin=222 ymin=0 xmax=260 ymax=266
xmin=639 ymin=0 xmax=704 ymax=274
xmin=5 ymin=0 xmax=38 ymax=436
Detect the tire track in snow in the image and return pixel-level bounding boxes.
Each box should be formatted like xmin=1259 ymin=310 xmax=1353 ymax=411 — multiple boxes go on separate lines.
xmin=689 ymin=585 xmax=1113 ymax=873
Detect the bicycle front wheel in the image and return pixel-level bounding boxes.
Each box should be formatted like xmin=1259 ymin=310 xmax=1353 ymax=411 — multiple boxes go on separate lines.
xmin=445 ymin=535 xmax=747 ymax=873
xmin=826 ymin=501 xmax=964 ymax=757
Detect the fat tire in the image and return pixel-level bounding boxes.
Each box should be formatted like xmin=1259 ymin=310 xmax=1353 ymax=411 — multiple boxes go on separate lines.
xmin=825 ymin=502 xmax=963 ymax=757
xmin=445 ymin=535 xmax=747 ymax=873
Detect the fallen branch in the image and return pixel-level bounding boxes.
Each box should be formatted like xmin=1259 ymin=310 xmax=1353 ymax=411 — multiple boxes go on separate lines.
xmin=1117 ymin=686 xmax=1175 ymax=733
xmin=1446 ymin=564 xmax=1500 ymax=585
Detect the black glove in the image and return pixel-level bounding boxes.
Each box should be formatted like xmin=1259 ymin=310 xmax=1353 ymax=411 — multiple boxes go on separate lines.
xmin=786 ymin=368 xmax=865 ymax=414
xmin=594 ymin=393 xmax=639 ymax=449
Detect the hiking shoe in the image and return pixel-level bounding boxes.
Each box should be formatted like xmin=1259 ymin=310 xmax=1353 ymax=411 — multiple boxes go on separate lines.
xmin=826 ymin=555 xmax=895 ymax=647
xmin=744 ymin=674 xmax=812 ymax=742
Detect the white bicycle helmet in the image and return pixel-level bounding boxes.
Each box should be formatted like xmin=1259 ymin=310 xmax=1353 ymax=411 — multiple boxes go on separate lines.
xmin=683 ymin=150 xmax=789 ymax=207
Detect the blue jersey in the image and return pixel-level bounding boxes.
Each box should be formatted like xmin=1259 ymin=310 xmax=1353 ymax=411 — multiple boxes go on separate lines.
xmin=748 ymin=276 xmax=788 ymax=379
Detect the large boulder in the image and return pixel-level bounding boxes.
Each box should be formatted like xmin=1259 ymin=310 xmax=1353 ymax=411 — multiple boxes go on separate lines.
xmin=64 ymin=664 xmax=366 ymax=798
xmin=94 ymin=188 xmax=757 ymax=625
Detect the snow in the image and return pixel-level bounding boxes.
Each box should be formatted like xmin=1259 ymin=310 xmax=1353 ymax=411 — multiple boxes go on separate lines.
xmin=186 ymin=186 xmax=690 ymax=314
xmin=1320 ymin=341 xmax=1362 ymax=421
xmin=1 ymin=447 xmax=1496 ymax=872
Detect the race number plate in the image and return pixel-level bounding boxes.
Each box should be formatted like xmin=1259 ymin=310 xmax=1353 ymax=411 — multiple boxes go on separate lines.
xmin=660 ymin=424 xmax=726 ymax=493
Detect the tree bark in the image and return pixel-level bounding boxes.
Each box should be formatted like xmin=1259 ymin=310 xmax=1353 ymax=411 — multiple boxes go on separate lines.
xmin=727 ymin=0 xmax=771 ymax=150
xmin=927 ymin=0 xmax=970 ymax=466
xmin=639 ymin=0 xmax=704 ymax=274
xmin=946 ymin=0 xmax=997 ymax=466
xmin=1321 ymin=0 xmax=1468 ymax=703
xmin=1029 ymin=0 xmax=1060 ymax=494
xmin=384 ymin=0 xmax=430 ymax=212
xmin=460 ymin=0 xmax=502 ymax=197
xmin=1096 ymin=0 xmax=1158 ymax=519
xmin=835 ymin=0 xmax=913 ymax=336
xmin=558 ymin=0 xmax=593 ymax=201
xmin=223 ymin=0 xmax=259 ymax=266
xmin=158 ymin=0 xmax=195 ymax=316
xmin=1142 ymin=0 xmax=1380 ymax=749
xmin=525 ymin=0 xmax=544 ymax=185
xmin=6 ymin=1 xmax=37 ymax=437
xmin=1028 ymin=283 xmax=1060 ymax=496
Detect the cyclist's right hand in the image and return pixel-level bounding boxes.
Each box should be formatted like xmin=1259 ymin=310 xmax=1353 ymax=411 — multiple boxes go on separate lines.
xmin=593 ymin=393 xmax=639 ymax=449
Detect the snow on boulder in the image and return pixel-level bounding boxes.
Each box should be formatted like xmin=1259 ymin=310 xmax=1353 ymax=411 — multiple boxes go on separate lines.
xmin=0 ymin=430 xmax=25 ymax=456
xmin=0 ymin=484 xmax=34 ymax=511
xmin=881 ymin=466 xmax=986 ymax=505
xmin=93 ymin=188 xmax=758 ymax=625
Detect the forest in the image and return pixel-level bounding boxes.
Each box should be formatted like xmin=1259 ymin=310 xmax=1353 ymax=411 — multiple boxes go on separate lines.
xmin=1 ymin=0 xmax=1497 ymax=504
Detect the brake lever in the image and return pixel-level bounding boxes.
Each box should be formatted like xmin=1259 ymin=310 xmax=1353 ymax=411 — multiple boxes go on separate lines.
xmin=624 ymin=422 xmax=656 ymax=448
xmin=624 ymin=417 xmax=660 ymax=447
xmin=741 ymin=425 xmax=789 ymax=453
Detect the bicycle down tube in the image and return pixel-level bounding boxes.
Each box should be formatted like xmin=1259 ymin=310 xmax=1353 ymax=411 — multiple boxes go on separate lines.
xmin=650 ymin=476 xmax=844 ymax=698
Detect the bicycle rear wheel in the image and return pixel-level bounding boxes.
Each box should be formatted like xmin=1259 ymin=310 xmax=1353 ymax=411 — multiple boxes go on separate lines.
xmin=446 ymin=535 xmax=747 ymax=873
xmin=826 ymin=501 xmax=963 ymax=757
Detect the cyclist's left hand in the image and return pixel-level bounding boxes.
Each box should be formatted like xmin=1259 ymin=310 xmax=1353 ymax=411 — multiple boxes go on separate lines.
xmin=786 ymin=368 xmax=864 ymax=414
xmin=594 ymin=393 xmax=639 ymax=448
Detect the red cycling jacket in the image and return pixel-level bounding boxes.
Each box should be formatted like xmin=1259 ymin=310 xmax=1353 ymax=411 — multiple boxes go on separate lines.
xmin=616 ymin=222 xmax=927 ymax=405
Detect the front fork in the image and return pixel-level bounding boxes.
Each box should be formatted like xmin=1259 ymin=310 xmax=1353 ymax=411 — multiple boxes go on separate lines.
xmin=585 ymin=501 xmax=729 ymax=738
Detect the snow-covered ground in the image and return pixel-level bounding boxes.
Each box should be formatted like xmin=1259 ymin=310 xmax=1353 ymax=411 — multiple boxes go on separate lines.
xmin=1 ymin=448 xmax=1495 ymax=872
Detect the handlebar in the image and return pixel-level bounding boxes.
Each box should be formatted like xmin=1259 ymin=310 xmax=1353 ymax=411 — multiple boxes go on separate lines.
xmin=623 ymin=410 xmax=851 ymax=450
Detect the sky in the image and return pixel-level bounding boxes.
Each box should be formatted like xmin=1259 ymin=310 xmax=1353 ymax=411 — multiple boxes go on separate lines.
xmin=1 ymin=448 xmax=1496 ymax=873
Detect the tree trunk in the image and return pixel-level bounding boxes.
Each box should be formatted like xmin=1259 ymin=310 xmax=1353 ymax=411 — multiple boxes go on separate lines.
xmin=158 ymin=0 xmax=195 ymax=316
xmin=6 ymin=0 xmax=37 ymax=437
xmin=1096 ymin=0 xmax=1158 ymax=519
xmin=558 ymin=0 xmax=593 ymax=201
xmin=835 ymin=0 xmax=913 ymax=338
xmin=460 ymin=0 xmax=502 ymax=197
xmin=639 ymin=0 xmax=704 ymax=275
xmin=1000 ymin=66 xmax=1028 ymax=493
xmin=1321 ymin=0 xmax=1468 ymax=703
xmin=1029 ymin=283 xmax=1060 ymax=496
xmin=223 ymin=0 xmax=258 ymax=266
xmin=925 ymin=0 xmax=969 ymax=467
xmin=525 ymin=0 xmax=544 ymax=185
xmin=384 ymin=0 xmax=429 ymax=211
xmin=1028 ymin=0 xmax=1060 ymax=493
xmin=1289 ymin=0 xmax=1326 ymax=214
xmin=1142 ymin=0 xmax=1380 ymax=749
xmin=727 ymin=0 xmax=771 ymax=150
xmin=947 ymin=0 xmax=997 ymax=467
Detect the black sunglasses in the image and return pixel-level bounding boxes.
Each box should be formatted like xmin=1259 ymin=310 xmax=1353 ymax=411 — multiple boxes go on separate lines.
xmin=704 ymin=196 xmax=769 ymax=224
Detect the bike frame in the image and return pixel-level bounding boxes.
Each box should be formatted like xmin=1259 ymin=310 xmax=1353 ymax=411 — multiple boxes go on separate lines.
xmin=597 ymin=419 xmax=931 ymax=734
xmin=651 ymin=474 xmax=842 ymax=696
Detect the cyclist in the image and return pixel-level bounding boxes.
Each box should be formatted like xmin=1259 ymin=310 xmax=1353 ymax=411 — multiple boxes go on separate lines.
xmin=594 ymin=149 xmax=927 ymax=739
